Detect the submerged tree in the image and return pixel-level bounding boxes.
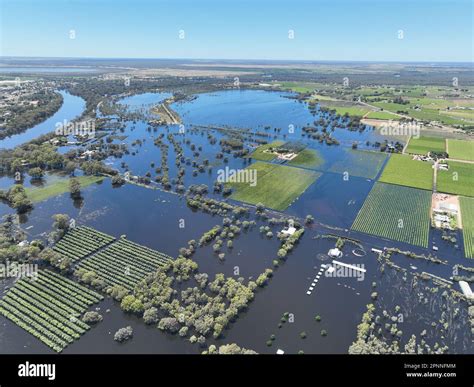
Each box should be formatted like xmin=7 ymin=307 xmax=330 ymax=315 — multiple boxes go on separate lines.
xmin=69 ymin=178 xmax=81 ymax=199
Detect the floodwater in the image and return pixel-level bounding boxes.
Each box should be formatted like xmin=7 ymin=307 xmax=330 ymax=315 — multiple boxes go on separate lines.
xmin=0 ymin=90 xmax=471 ymax=354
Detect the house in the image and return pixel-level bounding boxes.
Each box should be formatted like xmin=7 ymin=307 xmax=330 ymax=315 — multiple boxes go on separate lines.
xmin=79 ymin=150 xmax=97 ymax=160
xmin=439 ymin=203 xmax=458 ymax=214
xmin=459 ymin=281 xmax=474 ymax=300
xmin=434 ymin=214 xmax=450 ymax=223
xmin=281 ymin=226 xmax=296 ymax=236
xmin=328 ymin=248 xmax=343 ymax=258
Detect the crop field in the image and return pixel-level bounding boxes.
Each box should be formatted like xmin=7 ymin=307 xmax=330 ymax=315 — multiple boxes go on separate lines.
xmin=249 ymin=140 xmax=285 ymax=161
xmin=0 ymin=270 xmax=103 ymax=352
xmin=287 ymin=148 xmax=323 ymax=169
xmin=460 ymin=197 xmax=474 ymax=259
xmin=409 ymin=109 xmax=467 ymax=126
xmin=53 ymin=226 xmax=116 ymax=262
xmin=441 ymin=109 xmax=474 ymax=121
xmin=76 ymin=237 xmax=173 ymax=290
xmin=379 ymin=154 xmax=433 ymax=190
xmin=328 ymin=149 xmax=387 ymax=179
xmin=405 ymin=136 xmax=446 ymax=155
xmin=447 ymin=139 xmax=474 ymax=161
xmin=26 ymin=175 xmax=105 ymax=203
xmin=436 ymin=161 xmax=474 ymax=197
xmin=351 ymin=182 xmax=431 ymax=248
xmin=229 ymin=161 xmax=320 ymax=211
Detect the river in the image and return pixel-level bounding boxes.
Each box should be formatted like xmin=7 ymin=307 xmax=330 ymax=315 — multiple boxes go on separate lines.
xmin=0 ymin=91 xmax=86 ymax=149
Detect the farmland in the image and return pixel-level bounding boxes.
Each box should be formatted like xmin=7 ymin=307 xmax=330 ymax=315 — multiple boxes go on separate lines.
xmin=229 ymin=161 xmax=320 ymax=211
xmin=328 ymin=149 xmax=387 ymax=179
xmin=447 ymin=139 xmax=474 ymax=161
xmin=365 ymin=111 xmax=400 ymax=120
xmin=76 ymin=237 xmax=173 ymax=290
xmin=379 ymin=154 xmax=433 ymax=190
xmin=405 ymin=136 xmax=446 ymax=155
xmin=53 ymin=226 xmax=116 ymax=262
xmin=0 ymin=270 xmax=103 ymax=352
xmin=287 ymin=148 xmax=323 ymax=169
xmin=351 ymin=182 xmax=431 ymax=248
xmin=436 ymin=161 xmax=474 ymax=197
xmin=249 ymin=140 xmax=285 ymax=161
xmin=370 ymin=100 xmax=470 ymax=127
xmin=327 ymin=105 xmax=371 ymax=117
xmin=440 ymin=109 xmax=474 ymax=121
xmin=279 ymin=81 xmax=319 ymax=93
xmin=408 ymin=108 xmax=468 ymax=126
xmin=460 ymin=196 xmax=474 ymax=259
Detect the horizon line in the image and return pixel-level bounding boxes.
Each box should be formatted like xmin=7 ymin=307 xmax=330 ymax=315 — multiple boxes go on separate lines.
xmin=0 ymin=56 xmax=473 ymax=65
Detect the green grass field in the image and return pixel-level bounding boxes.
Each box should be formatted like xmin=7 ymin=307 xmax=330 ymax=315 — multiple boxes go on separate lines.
xmin=352 ymin=182 xmax=431 ymax=248
xmin=229 ymin=162 xmax=320 ymax=211
xmin=460 ymin=196 xmax=474 ymax=259
xmin=249 ymin=141 xmax=285 ymax=161
xmin=379 ymin=154 xmax=433 ymax=190
xmin=331 ymin=106 xmax=371 ymax=117
xmin=405 ymin=136 xmax=446 ymax=155
xmin=26 ymin=175 xmax=105 ymax=202
xmin=371 ymin=102 xmax=412 ymax=114
xmin=436 ymin=161 xmax=474 ymax=197
xmin=279 ymin=82 xmax=319 ymax=93
xmin=447 ymin=139 xmax=474 ymax=161
xmin=365 ymin=111 xmax=401 ymax=120
xmin=287 ymin=148 xmax=323 ymax=169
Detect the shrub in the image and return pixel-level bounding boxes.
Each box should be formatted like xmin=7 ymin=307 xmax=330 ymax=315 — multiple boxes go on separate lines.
xmin=143 ymin=307 xmax=159 ymax=325
xmin=114 ymin=326 xmax=133 ymax=342
xmin=82 ymin=311 xmax=103 ymax=324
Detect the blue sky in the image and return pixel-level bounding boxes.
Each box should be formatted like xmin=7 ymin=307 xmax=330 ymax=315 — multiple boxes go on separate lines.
xmin=1 ymin=0 xmax=472 ymax=62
